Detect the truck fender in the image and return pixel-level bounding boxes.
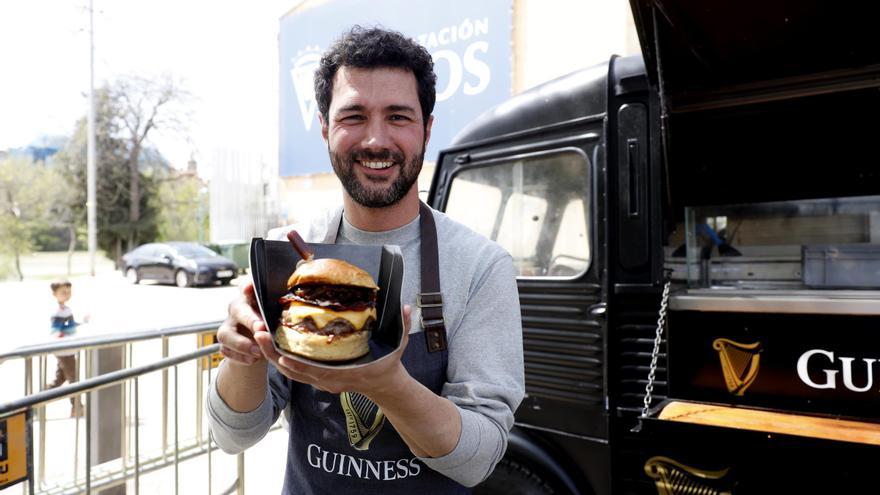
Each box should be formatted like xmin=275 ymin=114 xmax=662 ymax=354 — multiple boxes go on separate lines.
xmin=506 ymin=427 xmax=585 ymax=495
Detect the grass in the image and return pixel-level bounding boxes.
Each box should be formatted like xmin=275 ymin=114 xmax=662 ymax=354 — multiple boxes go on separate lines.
xmin=1 ymin=250 xmax=117 ymax=281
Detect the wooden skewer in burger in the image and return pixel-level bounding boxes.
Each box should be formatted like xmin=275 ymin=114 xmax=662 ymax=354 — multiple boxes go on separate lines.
xmin=275 ymin=231 xmax=379 ymax=362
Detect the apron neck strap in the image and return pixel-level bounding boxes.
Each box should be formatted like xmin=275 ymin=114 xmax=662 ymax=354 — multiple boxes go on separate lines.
xmin=418 ymin=202 xmax=447 ymax=353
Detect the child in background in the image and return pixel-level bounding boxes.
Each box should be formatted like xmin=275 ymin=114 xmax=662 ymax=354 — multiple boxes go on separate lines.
xmin=47 ymin=279 xmax=86 ymax=417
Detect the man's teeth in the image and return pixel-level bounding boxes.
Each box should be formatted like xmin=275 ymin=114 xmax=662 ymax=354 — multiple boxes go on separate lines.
xmin=361 ymin=161 xmax=393 ymax=170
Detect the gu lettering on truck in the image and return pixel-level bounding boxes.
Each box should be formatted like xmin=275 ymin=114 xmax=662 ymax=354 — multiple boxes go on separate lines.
xmin=797 ymin=349 xmax=879 ymax=392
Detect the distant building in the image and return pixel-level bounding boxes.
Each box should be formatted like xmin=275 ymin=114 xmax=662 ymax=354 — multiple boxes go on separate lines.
xmin=6 ymin=135 xmax=67 ymax=164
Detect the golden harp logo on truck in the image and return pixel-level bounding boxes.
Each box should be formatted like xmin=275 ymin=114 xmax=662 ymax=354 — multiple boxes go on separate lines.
xmin=713 ymin=338 xmax=762 ymax=396
xmin=644 ymin=456 xmax=734 ymax=495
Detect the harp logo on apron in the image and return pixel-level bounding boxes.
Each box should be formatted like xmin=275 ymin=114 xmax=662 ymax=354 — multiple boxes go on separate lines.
xmin=340 ymin=392 xmax=386 ymax=450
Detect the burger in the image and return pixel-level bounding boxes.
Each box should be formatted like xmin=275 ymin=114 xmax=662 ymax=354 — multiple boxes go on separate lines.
xmin=275 ymin=258 xmax=379 ymax=362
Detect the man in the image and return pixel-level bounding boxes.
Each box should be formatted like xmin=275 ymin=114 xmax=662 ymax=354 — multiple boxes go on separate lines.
xmin=207 ymin=26 xmax=524 ymax=493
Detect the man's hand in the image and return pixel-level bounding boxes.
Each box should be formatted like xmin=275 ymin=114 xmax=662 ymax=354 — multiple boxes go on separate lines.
xmin=252 ymin=305 xmax=412 ymax=395
xmin=214 ymin=277 xmax=271 ymax=413
xmin=217 ymin=277 xmax=267 ymax=366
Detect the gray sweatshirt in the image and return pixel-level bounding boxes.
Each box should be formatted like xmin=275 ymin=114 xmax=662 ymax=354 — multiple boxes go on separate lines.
xmin=206 ymin=206 xmax=525 ymax=487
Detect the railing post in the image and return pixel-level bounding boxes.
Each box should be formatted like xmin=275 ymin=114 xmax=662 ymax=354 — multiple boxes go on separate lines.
xmin=162 ymin=336 xmax=169 ymax=455
xmin=86 ymin=350 xmax=92 ymax=495
xmin=207 ymin=366 xmax=213 ymax=495
xmin=174 ymin=364 xmax=180 ymax=495
xmin=74 ymin=349 xmax=82 ymax=489
xmin=23 ymin=357 xmax=32 ymax=495
xmin=237 ymin=453 xmax=245 ymax=495
xmin=89 ymin=345 xmax=126 ymax=495
xmin=196 ymin=350 xmax=203 ymax=448
xmin=121 ymin=344 xmax=128 ymax=474
xmin=134 ymin=376 xmax=140 ymax=495
xmin=38 ymin=355 xmax=47 ymax=487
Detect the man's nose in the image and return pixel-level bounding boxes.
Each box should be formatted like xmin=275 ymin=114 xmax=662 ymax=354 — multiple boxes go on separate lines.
xmin=361 ymin=120 xmax=392 ymax=150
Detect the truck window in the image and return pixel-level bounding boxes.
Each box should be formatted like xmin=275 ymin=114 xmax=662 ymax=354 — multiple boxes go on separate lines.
xmin=444 ymin=149 xmax=591 ymax=278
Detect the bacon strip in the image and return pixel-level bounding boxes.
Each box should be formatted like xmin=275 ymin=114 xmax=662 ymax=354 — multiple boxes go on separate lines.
xmin=279 ymin=284 xmax=377 ymax=312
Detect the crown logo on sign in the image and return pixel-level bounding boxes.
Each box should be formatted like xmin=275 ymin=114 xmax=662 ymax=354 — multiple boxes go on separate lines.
xmin=290 ymin=45 xmax=323 ymax=132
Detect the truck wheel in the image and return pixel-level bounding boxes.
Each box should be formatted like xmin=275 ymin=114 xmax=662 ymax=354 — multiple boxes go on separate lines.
xmin=474 ymin=458 xmax=555 ymax=495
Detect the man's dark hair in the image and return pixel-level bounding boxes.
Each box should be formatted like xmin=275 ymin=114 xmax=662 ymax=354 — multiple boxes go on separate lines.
xmin=315 ymin=26 xmax=437 ymax=128
xmin=50 ymin=279 xmax=72 ymax=292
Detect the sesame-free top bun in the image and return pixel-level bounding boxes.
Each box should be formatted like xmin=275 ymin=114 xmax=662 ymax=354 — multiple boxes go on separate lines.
xmin=287 ymin=258 xmax=378 ymax=290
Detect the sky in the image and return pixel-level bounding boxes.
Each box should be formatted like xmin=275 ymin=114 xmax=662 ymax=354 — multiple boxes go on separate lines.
xmin=0 ymin=0 xmax=294 ymax=173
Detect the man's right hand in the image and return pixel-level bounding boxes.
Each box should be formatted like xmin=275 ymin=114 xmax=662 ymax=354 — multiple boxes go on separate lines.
xmin=217 ymin=278 xmax=268 ymax=366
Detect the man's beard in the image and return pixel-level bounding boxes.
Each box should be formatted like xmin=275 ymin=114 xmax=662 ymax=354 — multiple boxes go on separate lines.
xmin=330 ymin=147 xmax=424 ymax=208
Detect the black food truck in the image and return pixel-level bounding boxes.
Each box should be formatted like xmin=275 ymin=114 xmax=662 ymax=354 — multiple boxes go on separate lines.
xmin=428 ymin=1 xmax=880 ymax=494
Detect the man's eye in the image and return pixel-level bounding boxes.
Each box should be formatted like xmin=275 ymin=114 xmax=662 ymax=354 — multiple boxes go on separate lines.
xmin=341 ymin=115 xmax=365 ymax=122
xmin=390 ymin=115 xmax=412 ymax=122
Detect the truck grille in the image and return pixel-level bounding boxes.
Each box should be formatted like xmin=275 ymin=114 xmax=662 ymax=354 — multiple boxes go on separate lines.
xmin=519 ymin=282 xmax=605 ymax=407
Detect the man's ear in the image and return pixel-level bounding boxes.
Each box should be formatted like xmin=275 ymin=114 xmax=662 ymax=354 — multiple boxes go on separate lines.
xmin=319 ymin=113 xmax=329 ymax=144
xmin=424 ymin=115 xmax=434 ymax=147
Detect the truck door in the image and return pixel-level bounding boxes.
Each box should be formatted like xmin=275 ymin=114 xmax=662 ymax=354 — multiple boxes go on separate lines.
xmin=432 ymin=140 xmax=611 ymax=447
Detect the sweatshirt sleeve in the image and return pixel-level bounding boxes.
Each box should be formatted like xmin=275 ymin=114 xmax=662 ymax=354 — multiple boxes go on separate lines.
xmin=206 ymin=363 xmax=292 ymax=454
xmin=418 ymin=253 xmax=525 ymax=486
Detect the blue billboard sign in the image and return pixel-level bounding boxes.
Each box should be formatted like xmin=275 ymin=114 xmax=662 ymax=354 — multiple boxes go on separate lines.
xmin=279 ymin=0 xmax=512 ymax=176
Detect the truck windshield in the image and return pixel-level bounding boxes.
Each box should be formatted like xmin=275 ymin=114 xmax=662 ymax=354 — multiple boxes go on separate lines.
xmin=444 ymin=149 xmax=591 ymax=278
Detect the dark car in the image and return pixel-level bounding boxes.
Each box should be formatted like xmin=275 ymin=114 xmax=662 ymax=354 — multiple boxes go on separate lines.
xmin=122 ymin=242 xmax=238 ymax=287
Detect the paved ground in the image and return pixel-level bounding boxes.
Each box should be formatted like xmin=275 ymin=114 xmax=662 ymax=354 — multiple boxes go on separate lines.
xmin=0 ymin=252 xmax=287 ymax=495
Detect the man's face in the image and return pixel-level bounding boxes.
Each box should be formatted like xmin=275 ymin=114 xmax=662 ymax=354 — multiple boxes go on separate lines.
xmin=321 ymin=66 xmax=433 ymax=208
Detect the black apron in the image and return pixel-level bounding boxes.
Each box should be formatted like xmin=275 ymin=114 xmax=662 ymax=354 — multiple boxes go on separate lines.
xmin=278 ymin=203 xmax=470 ymax=494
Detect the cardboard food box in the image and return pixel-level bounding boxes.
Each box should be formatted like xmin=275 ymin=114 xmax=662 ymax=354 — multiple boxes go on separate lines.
xmin=249 ymin=237 xmax=405 ymax=369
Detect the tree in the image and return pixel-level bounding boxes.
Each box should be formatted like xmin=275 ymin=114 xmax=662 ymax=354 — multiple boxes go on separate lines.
xmin=0 ymin=157 xmax=65 ymax=280
xmin=111 ymin=76 xmax=190 ymax=250
xmin=156 ymin=171 xmax=208 ymax=242
xmin=55 ymin=75 xmax=189 ymax=266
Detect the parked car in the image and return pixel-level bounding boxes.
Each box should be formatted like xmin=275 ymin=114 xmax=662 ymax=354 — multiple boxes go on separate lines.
xmin=122 ymin=242 xmax=238 ymax=288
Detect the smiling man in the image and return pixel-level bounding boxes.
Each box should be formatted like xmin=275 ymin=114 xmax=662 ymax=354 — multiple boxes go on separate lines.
xmin=206 ymin=27 xmax=524 ymax=494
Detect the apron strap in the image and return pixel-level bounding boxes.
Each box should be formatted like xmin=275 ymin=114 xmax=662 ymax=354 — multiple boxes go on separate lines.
xmin=418 ymin=202 xmax=448 ymax=353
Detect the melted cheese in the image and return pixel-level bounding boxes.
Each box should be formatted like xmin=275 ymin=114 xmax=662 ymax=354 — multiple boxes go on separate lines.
xmin=284 ymin=301 xmax=376 ymax=329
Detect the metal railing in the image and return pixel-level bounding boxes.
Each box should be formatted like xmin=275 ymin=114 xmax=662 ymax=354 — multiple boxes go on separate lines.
xmin=0 ymin=321 xmax=267 ymax=495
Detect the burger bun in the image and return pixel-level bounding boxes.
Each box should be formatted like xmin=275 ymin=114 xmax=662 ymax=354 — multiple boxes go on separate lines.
xmin=288 ymin=258 xmax=378 ymax=290
xmin=275 ymin=324 xmax=371 ymax=362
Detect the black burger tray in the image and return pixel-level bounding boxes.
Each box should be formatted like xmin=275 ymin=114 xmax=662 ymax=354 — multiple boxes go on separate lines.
xmin=249 ymin=237 xmax=405 ymax=369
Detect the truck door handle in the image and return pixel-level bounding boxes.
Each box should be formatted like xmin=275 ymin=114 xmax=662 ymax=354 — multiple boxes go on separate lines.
xmin=627 ymin=138 xmax=641 ymax=218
